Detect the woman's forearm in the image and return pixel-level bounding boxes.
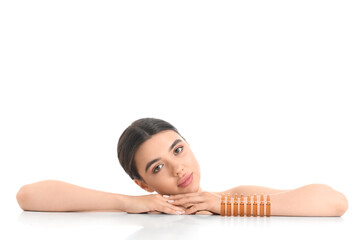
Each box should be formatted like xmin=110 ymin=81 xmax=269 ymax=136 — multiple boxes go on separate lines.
xmin=16 ymin=180 xmax=128 ymax=212
xmin=271 ymin=184 xmax=348 ymax=216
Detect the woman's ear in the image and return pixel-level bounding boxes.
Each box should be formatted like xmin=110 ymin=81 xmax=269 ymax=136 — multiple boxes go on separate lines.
xmin=134 ymin=179 xmax=155 ymax=193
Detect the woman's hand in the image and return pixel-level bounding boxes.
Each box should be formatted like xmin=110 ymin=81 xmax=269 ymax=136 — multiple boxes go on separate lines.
xmin=123 ymin=194 xmax=186 ymax=215
xmin=167 ymin=191 xmax=221 ymax=215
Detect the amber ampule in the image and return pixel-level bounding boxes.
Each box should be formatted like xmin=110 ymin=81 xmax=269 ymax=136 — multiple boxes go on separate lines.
xmin=240 ymin=194 xmax=245 ymax=217
xmin=253 ymin=195 xmax=258 ymax=217
xmin=233 ymin=194 xmax=239 ymax=216
xmin=226 ymin=194 xmax=231 ymax=216
xmin=220 ymin=194 xmax=225 ymax=216
xmin=246 ymin=195 xmax=251 ymax=217
xmin=266 ymin=195 xmax=271 ymax=217
xmin=260 ymin=194 xmax=265 ymax=217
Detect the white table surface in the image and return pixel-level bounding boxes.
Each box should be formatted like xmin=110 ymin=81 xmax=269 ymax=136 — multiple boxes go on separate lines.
xmin=5 ymin=210 xmax=356 ymax=240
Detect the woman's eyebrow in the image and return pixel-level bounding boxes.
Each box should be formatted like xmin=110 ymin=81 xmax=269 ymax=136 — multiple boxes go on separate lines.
xmin=145 ymin=139 xmax=183 ymax=173
xmin=145 ymin=158 xmax=160 ymax=173
xmin=169 ymin=139 xmax=182 ymax=152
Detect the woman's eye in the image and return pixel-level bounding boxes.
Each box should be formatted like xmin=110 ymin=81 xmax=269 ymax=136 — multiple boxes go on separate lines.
xmin=153 ymin=164 xmax=163 ymax=173
xmin=174 ymin=146 xmax=183 ymax=154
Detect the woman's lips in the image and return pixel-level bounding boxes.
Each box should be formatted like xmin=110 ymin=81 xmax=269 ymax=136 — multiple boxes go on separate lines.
xmin=178 ymin=173 xmax=193 ymax=188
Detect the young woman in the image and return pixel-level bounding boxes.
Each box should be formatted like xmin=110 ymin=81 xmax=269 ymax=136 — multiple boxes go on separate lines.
xmin=16 ymin=118 xmax=348 ymax=216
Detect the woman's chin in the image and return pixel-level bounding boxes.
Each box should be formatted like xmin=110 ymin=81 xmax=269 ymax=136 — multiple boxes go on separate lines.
xmin=156 ymin=176 xmax=201 ymax=195
xmin=180 ymin=181 xmax=201 ymax=194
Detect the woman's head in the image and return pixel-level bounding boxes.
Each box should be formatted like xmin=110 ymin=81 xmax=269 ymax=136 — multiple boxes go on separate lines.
xmin=117 ymin=118 xmax=201 ymax=195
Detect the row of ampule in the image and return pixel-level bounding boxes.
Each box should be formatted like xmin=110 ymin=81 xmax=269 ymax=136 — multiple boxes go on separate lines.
xmin=221 ymin=193 xmax=271 ymax=217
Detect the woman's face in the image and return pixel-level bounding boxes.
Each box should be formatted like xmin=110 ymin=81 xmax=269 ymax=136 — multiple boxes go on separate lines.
xmin=134 ymin=130 xmax=201 ymax=195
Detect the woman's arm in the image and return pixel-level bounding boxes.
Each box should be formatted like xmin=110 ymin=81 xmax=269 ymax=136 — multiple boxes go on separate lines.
xmin=271 ymin=184 xmax=348 ymax=216
xmin=168 ymin=184 xmax=348 ymax=216
xmin=225 ymin=184 xmax=348 ymax=216
xmin=16 ymin=180 xmax=127 ymax=212
xmin=16 ymin=180 xmax=186 ymax=214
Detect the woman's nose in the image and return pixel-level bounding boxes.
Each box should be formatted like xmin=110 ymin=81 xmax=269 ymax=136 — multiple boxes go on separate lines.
xmin=170 ymin=160 xmax=184 ymax=176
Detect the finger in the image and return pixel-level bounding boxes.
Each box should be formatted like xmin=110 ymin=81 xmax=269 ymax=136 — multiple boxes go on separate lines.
xmin=185 ymin=203 xmax=207 ymax=215
xmin=195 ymin=211 xmax=213 ymax=215
xmin=168 ymin=192 xmax=201 ymax=200
xmin=163 ymin=195 xmax=197 ymax=207
xmin=181 ymin=203 xmax=194 ymax=209
xmin=147 ymin=211 xmax=162 ymax=214
xmin=159 ymin=206 xmax=185 ymax=215
xmin=170 ymin=196 xmax=204 ymax=206
xmin=160 ymin=194 xmax=182 ymax=204
xmin=162 ymin=201 xmax=186 ymax=214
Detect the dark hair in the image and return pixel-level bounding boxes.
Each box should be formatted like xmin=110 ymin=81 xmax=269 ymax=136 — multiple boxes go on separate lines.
xmin=117 ymin=118 xmax=184 ymax=181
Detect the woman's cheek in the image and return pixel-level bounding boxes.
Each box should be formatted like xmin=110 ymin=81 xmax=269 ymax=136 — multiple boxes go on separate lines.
xmin=182 ymin=151 xmax=191 ymax=163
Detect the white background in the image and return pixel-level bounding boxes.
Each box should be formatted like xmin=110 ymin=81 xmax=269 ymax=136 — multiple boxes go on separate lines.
xmin=1 ymin=0 xmax=359 ymax=239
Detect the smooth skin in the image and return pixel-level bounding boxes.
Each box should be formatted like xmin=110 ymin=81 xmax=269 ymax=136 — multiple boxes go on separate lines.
xmin=16 ymin=130 xmax=348 ymax=216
